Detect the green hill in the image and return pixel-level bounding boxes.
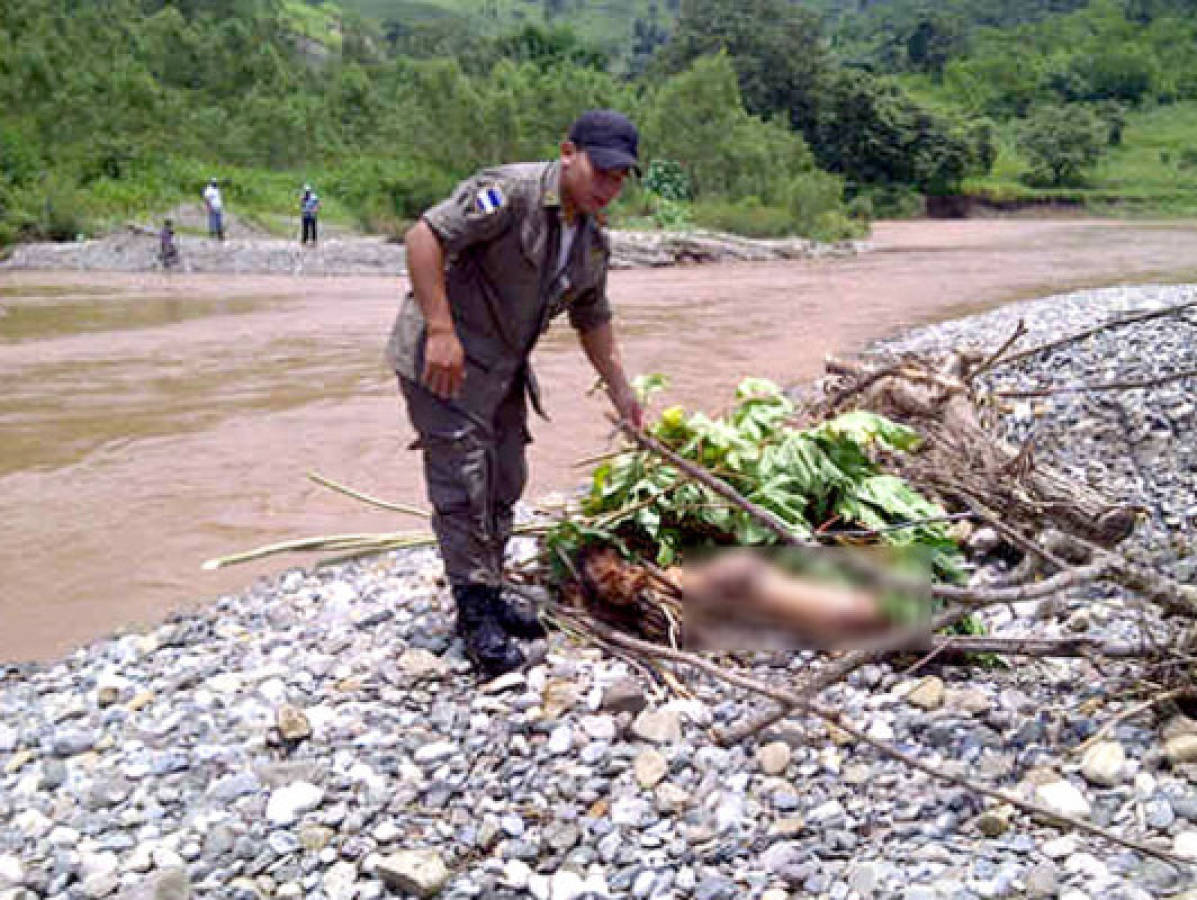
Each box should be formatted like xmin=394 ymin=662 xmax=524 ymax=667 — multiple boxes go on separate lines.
xmin=339 ymin=0 xmax=674 ymax=60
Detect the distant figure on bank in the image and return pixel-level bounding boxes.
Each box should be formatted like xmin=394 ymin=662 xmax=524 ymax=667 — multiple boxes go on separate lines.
xmin=300 ymin=184 xmax=320 ymax=246
xmin=158 ymin=219 xmax=180 ymax=269
xmin=203 ymin=178 xmax=225 ymax=240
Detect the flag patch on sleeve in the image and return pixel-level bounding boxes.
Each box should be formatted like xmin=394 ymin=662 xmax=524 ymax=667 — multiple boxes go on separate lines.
xmin=474 ymin=185 xmax=504 ymax=214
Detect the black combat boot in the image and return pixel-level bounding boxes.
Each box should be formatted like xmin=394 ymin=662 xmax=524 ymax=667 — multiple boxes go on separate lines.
xmin=494 ymin=591 xmax=547 ymax=639
xmin=453 ymin=584 xmax=525 ymax=679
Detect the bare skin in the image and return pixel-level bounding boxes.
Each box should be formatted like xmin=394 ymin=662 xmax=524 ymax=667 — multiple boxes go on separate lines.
xmin=404 ymin=140 xmax=642 ymax=426
xmin=678 ymin=550 xmax=886 ymax=649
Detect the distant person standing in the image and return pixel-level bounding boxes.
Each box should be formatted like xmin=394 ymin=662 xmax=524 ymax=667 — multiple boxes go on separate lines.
xmin=203 ymin=178 xmax=225 ymax=241
xmin=300 ymin=184 xmax=320 ymax=246
xmin=158 ymin=219 xmax=180 ymax=269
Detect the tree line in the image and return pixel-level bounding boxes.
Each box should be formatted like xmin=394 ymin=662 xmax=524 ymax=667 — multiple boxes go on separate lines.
xmin=3 ymin=0 xmax=1196 ymax=244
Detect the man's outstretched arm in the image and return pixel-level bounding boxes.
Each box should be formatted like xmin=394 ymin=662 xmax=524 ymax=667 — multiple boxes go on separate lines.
xmin=578 ymin=321 xmax=643 ymax=428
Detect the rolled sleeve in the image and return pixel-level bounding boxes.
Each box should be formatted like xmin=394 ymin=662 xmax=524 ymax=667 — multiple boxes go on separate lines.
xmin=422 ymin=174 xmax=518 ymax=256
xmin=568 ymin=268 xmax=613 ymax=332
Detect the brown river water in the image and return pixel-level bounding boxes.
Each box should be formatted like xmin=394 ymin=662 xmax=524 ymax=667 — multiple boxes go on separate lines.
xmin=4 ymin=218 xmax=1197 ymax=662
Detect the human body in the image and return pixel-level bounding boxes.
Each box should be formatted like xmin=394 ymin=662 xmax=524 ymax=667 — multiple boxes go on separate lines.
xmin=300 ymin=185 xmax=319 ymax=245
xmin=202 ymin=179 xmax=224 ymax=240
xmin=387 ymin=110 xmax=643 ymax=678
xmin=158 ymin=219 xmax=179 ymax=269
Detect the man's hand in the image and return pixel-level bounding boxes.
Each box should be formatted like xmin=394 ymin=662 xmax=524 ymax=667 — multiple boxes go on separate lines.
xmin=422 ymin=324 xmax=466 ymax=399
xmin=609 ymin=381 xmax=644 ymax=430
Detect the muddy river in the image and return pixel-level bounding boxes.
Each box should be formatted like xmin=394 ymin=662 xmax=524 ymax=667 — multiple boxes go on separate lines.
xmin=4 ymin=218 xmax=1197 ymax=662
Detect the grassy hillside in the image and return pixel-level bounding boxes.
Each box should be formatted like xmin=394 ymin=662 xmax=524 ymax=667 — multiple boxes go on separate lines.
xmin=960 ymin=100 xmax=1197 ymax=214
xmin=339 ymin=0 xmax=673 ymax=55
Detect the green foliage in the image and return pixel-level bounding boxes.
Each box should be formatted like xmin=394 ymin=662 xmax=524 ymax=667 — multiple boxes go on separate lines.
xmin=643 ymin=159 xmax=692 ymax=203
xmin=653 ymin=0 xmax=829 ymax=129
xmin=1019 ymin=103 xmax=1108 ymax=186
xmin=553 ymin=377 xmax=963 ymax=578
xmin=812 ymin=69 xmax=992 ymax=193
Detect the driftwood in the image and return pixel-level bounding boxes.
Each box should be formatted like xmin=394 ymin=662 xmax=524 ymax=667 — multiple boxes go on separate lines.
xmin=820 ymin=354 xmax=1136 ymax=547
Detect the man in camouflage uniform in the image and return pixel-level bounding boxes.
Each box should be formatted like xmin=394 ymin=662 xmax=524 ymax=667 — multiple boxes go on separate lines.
xmin=387 ymin=110 xmax=644 ymax=678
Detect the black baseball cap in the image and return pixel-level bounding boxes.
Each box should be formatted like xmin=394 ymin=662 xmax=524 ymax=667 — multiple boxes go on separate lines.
xmin=568 ymin=109 xmax=641 ymax=175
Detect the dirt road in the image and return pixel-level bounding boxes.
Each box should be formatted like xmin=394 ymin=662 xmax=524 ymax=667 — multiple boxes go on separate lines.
xmin=4 ymin=217 xmax=1197 ymax=661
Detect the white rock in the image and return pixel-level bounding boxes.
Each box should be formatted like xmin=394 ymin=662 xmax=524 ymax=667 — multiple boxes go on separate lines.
xmin=549 ymin=870 xmax=587 ymax=900
xmin=80 ymin=872 xmax=118 ymax=898
xmin=375 ymin=850 xmax=449 ymax=898
xmin=258 ymin=677 xmax=288 ymax=704
xmin=528 ymin=873 xmax=551 ymax=900
xmin=1035 ymin=780 xmax=1091 ymax=820
xmin=1165 ymin=733 xmax=1197 ymax=765
xmin=413 ymin=741 xmax=458 ymax=764
xmin=654 ymin=782 xmax=691 ymax=813
xmin=548 ymin=725 xmax=573 ymax=755
xmin=266 ymin=781 xmax=324 ymax=826
xmin=479 ymin=671 xmax=525 ymax=694
xmin=579 ymin=714 xmax=616 ymax=742
xmin=866 ymin=718 xmax=895 ymax=741
xmin=322 ymin=861 xmax=358 ymax=900
xmin=610 ymin=797 xmax=653 ymax=827
xmin=503 ymin=859 xmax=532 ymax=890
xmin=150 ymin=847 xmax=183 ymax=869
xmin=631 ymin=709 xmax=681 ymax=744
xmin=47 ymin=825 xmax=80 ymax=847
xmin=1133 ymin=772 xmax=1157 ymax=799
xmin=205 ymin=673 xmax=242 ymax=694
xmin=1175 ymin=829 xmax=1197 ymax=860
xmin=634 ymin=749 xmax=668 ymax=789
xmin=1064 ymin=852 xmax=1108 ymax=880
xmin=123 ymin=844 xmax=153 ymax=874
xmin=904 ymin=676 xmax=945 ymax=710
xmin=1080 ymin=742 xmax=1125 ymax=787
xmin=12 ymin=809 xmax=52 ymax=838
xmin=78 ymin=851 xmax=119 ymax=881
xmin=397 ymin=648 xmax=449 ymax=679
xmin=0 ymin=855 xmax=23 ymax=889
xmin=757 ymin=741 xmax=792 ymax=776
xmin=1042 ymin=836 xmax=1078 ymax=858
xmin=372 ymin=821 xmax=401 ymax=843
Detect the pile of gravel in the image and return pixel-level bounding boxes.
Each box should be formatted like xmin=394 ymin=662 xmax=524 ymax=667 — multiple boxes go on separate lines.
xmin=2 ymin=285 xmax=1195 ymax=900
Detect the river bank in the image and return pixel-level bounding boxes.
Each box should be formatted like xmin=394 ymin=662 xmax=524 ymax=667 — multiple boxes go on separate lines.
xmin=0 ymin=228 xmax=861 ymax=276
xmin=6 ymin=219 xmax=1197 ymax=663
xmin=1 ymin=283 xmax=1194 ymax=900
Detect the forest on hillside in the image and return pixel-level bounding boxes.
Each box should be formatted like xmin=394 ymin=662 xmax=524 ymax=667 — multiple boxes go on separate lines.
xmin=4 ymin=0 xmax=1197 ymax=245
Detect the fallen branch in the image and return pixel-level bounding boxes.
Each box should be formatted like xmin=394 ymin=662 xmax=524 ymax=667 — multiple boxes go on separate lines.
xmin=578 ymin=615 xmax=1191 ymax=868
xmin=997 ymin=299 xmax=1197 ymax=368
xmin=1073 ymin=687 xmax=1195 ymax=756
xmin=995 ymin=366 xmax=1197 ymax=398
xmin=714 ymin=604 xmax=972 ymax=745
xmin=307 ymin=471 xmax=430 ymax=518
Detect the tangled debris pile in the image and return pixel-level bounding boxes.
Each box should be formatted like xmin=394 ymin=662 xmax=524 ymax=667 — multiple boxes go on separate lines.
xmin=202 ymin=295 xmax=1197 ymax=869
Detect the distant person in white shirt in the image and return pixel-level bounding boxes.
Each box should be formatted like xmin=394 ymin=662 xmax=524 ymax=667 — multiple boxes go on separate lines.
xmin=300 ymin=184 xmax=320 ymax=246
xmin=202 ymin=178 xmax=224 ymax=241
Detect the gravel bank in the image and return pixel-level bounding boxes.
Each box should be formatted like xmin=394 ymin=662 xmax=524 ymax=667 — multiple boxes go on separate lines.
xmin=2 ymin=284 xmax=1196 ymax=900
xmin=0 ymin=229 xmax=862 ymax=276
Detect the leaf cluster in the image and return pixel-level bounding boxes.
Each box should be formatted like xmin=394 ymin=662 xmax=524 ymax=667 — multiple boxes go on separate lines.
xmin=552 ymin=378 xmax=963 ymax=582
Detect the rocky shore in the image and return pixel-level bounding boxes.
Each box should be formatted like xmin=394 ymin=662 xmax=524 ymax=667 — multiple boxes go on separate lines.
xmin=0 ymin=229 xmax=862 ymax=277
xmin=2 ymin=285 xmax=1196 ymax=900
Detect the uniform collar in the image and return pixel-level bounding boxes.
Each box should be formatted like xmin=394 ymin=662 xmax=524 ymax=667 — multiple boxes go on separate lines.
xmin=541 ymin=160 xmax=563 ymax=209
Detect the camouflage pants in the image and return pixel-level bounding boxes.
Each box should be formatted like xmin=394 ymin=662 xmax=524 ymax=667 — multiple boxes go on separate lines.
xmin=399 ymin=374 xmax=530 ymax=588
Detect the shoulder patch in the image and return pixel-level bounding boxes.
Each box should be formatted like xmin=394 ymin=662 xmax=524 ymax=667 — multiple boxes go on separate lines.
xmin=474 ymin=185 xmax=505 ymax=215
